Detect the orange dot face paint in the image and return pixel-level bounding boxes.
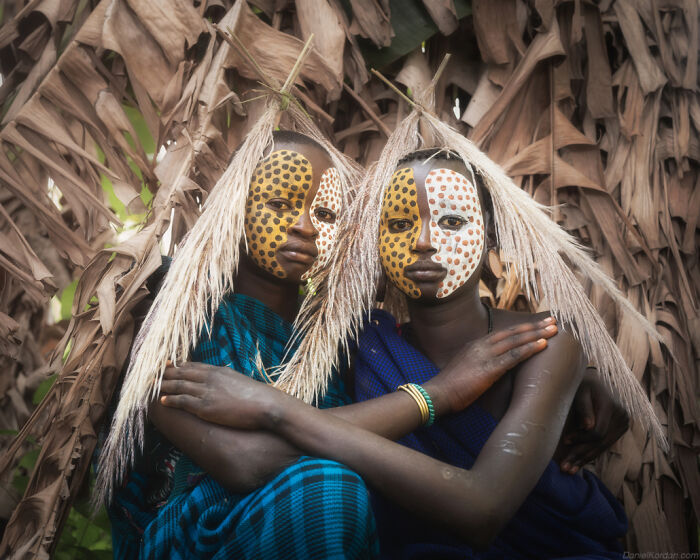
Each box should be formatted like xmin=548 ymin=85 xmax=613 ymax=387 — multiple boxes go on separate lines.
xmin=304 ymin=167 xmax=342 ymax=281
xmin=244 ymin=149 xmax=314 ymax=278
xmin=378 ymin=168 xmax=422 ymax=299
xmin=425 ymin=168 xmax=484 ymax=298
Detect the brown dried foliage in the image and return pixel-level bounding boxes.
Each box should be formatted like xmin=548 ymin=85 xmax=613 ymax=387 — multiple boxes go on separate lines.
xmin=0 ymin=0 xmax=697 ymax=557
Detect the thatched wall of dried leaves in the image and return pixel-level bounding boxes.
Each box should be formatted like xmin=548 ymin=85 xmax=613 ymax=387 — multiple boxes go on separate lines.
xmin=0 ymin=0 xmax=697 ymax=557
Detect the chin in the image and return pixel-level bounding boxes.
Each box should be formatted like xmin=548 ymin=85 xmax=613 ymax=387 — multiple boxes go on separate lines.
xmin=282 ymin=266 xmax=312 ymax=286
xmin=406 ymin=285 xmax=441 ymax=302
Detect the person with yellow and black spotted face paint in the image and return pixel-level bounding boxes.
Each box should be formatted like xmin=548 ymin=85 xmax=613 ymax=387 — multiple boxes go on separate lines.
xmin=243 ymin=137 xmax=343 ymax=285
xmin=102 ymin=130 xmax=386 ymax=560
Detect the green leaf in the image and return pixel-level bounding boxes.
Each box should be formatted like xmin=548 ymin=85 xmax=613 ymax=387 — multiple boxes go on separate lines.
xmin=62 ymin=338 xmax=74 ymax=363
xmin=32 ymin=374 xmax=56 ymax=405
xmin=101 ymin=174 xmax=128 ymax=223
xmin=356 ymin=0 xmax=472 ymax=69
xmin=55 ymin=503 xmax=113 ymax=558
xmin=123 ymin=106 xmax=156 ymax=155
xmin=59 ymin=280 xmax=78 ymax=321
xmin=12 ymin=448 xmax=40 ymax=493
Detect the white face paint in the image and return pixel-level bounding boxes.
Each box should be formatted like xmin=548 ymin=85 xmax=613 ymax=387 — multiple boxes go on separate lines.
xmin=424 ymin=167 xmax=485 ymax=298
xmin=303 ymin=166 xmax=342 ymax=281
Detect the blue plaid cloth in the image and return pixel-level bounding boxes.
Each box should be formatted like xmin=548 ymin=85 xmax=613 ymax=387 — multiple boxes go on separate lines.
xmin=109 ymin=293 xmax=377 ymax=559
xmin=141 ymin=456 xmax=377 ymax=560
xmin=354 ymin=309 xmax=627 ymax=560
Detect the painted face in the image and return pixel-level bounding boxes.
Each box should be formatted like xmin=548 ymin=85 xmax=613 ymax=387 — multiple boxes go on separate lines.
xmin=244 ymin=148 xmax=340 ymax=280
xmin=378 ymin=168 xmax=422 ymax=299
xmin=378 ymin=165 xmax=484 ymax=299
xmin=424 ymin=167 xmax=484 ymax=298
xmin=304 ymin=167 xmax=342 ymax=280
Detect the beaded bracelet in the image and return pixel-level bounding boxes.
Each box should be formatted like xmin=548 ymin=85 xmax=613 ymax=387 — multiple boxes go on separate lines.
xmin=397 ymin=383 xmax=436 ymax=427
xmin=413 ymin=384 xmax=435 ymax=426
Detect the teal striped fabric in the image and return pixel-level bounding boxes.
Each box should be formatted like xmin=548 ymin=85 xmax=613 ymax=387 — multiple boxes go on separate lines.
xmin=109 ymin=292 xmax=377 ymax=559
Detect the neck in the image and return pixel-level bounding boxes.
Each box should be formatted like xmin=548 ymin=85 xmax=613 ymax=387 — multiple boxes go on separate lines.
xmin=235 ymin=256 xmax=300 ymax=323
xmin=406 ymin=283 xmax=489 ymax=369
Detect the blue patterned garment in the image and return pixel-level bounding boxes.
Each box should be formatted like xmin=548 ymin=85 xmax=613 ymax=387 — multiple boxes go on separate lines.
xmin=354 ymin=309 xmax=628 ymax=560
xmin=108 ymin=293 xmax=378 ymax=560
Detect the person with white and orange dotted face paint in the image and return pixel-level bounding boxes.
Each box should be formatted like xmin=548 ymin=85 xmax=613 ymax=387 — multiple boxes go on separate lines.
xmin=379 ymin=154 xmax=486 ymax=302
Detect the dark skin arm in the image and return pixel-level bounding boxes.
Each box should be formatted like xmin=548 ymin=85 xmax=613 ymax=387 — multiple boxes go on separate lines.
xmin=555 ymin=366 xmax=630 ymax=473
xmin=149 ymin=404 xmax=300 ymax=493
xmin=151 ymin=318 xmax=558 ymax=493
xmin=161 ymin=332 xmax=585 ymax=548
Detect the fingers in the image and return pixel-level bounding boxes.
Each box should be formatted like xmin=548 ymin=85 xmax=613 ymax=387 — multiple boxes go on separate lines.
xmin=495 ymin=338 xmax=548 ymax=371
xmin=163 ymin=362 xmax=210 ymax=382
xmin=488 ymin=316 xmax=556 ymax=343
xmin=562 ymin=425 xmax=605 ymax=446
xmin=559 ymin=443 xmax=606 ymax=474
xmin=491 ymin=325 xmax=558 ymax=356
xmin=568 ymin=383 xmax=595 ymax=438
xmin=161 ymin=379 xmax=205 ymax=397
xmin=160 ymin=393 xmax=201 ymax=414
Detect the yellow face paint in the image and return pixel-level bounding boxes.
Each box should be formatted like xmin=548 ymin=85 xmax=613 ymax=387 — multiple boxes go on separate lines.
xmin=244 ymin=149 xmax=314 ymax=278
xmin=378 ymin=168 xmax=422 ymax=299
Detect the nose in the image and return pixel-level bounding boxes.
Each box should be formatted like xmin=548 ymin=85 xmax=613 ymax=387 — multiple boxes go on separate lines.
xmin=288 ymin=207 xmax=318 ymax=239
xmin=413 ymin=219 xmax=435 ymax=255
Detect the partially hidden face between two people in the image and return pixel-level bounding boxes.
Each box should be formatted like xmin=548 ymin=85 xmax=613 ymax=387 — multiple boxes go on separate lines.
xmin=244 ymin=134 xmax=486 ymax=300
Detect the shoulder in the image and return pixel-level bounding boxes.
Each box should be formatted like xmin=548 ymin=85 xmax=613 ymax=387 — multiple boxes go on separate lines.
xmin=490 ymin=308 xmax=550 ymax=330
xmin=494 ymin=308 xmax=584 ymax=373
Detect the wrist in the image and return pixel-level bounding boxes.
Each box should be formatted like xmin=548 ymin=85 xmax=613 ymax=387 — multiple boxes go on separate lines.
xmin=421 ymin=380 xmax=451 ymax=417
xmin=261 ymin=390 xmax=293 ymax=432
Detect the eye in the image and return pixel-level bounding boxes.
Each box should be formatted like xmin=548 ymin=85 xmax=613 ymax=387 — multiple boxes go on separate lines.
xmin=314 ymin=207 xmax=336 ymax=224
xmin=437 ymin=215 xmax=469 ymax=231
xmin=388 ymin=218 xmax=413 ymax=233
xmin=266 ymin=198 xmax=293 ymax=211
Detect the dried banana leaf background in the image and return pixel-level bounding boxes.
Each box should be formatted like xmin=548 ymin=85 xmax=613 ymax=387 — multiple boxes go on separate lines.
xmin=0 ymin=0 xmax=697 ymax=556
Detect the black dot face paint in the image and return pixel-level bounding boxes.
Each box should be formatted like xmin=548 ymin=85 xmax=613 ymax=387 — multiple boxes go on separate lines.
xmin=244 ymin=150 xmax=313 ymax=278
xmin=378 ymin=168 xmax=422 ymax=299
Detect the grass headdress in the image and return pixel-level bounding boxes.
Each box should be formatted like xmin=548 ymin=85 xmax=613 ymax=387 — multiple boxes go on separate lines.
xmin=276 ymin=58 xmax=666 ymax=446
xmin=94 ymin=35 xmax=362 ymax=506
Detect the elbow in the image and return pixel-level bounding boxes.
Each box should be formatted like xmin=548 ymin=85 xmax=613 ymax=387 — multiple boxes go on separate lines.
xmin=207 ymin=457 xmax=265 ymax=494
xmin=467 ymin=530 xmax=500 ymax=551
xmin=462 ymin=510 xmax=506 ymax=550
xmin=209 ymin=448 xmax=297 ymax=495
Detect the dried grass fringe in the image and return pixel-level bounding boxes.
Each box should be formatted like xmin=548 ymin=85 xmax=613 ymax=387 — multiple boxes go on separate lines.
xmin=94 ymin=99 xmax=362 ymax=508
xmin=277 ymin=108 xmax=667 ymax=450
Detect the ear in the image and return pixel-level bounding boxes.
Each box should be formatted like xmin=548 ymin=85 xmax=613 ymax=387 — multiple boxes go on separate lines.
xmin=484 ymin=207 xmax=497 ymax=252
xmin=375 ymin=269 xmax=388 ymax=302
xmin=475 ymin=176 xmax=497 ymax=251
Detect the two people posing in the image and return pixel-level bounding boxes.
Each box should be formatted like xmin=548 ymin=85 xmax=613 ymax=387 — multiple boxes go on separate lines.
xmin=98 ymin=128 xmax=634 ymax=559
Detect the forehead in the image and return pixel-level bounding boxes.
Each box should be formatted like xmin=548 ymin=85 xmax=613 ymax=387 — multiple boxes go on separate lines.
xmin=399 ymin=158 xmax=471 ymax=187
xmin=252 ymin=144 xmax=334 ymax=201
xmin=382 ymin=167 xmax=420 ymax=213
xmin=271 ymin=140 xmax=332 ymax=172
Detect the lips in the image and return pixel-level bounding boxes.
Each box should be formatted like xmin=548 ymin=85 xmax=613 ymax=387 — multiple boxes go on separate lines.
xmin=405 ymin=260 xmax=446 ymax=282
xmin=277 ymin=243 xmax=318 ymax=265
